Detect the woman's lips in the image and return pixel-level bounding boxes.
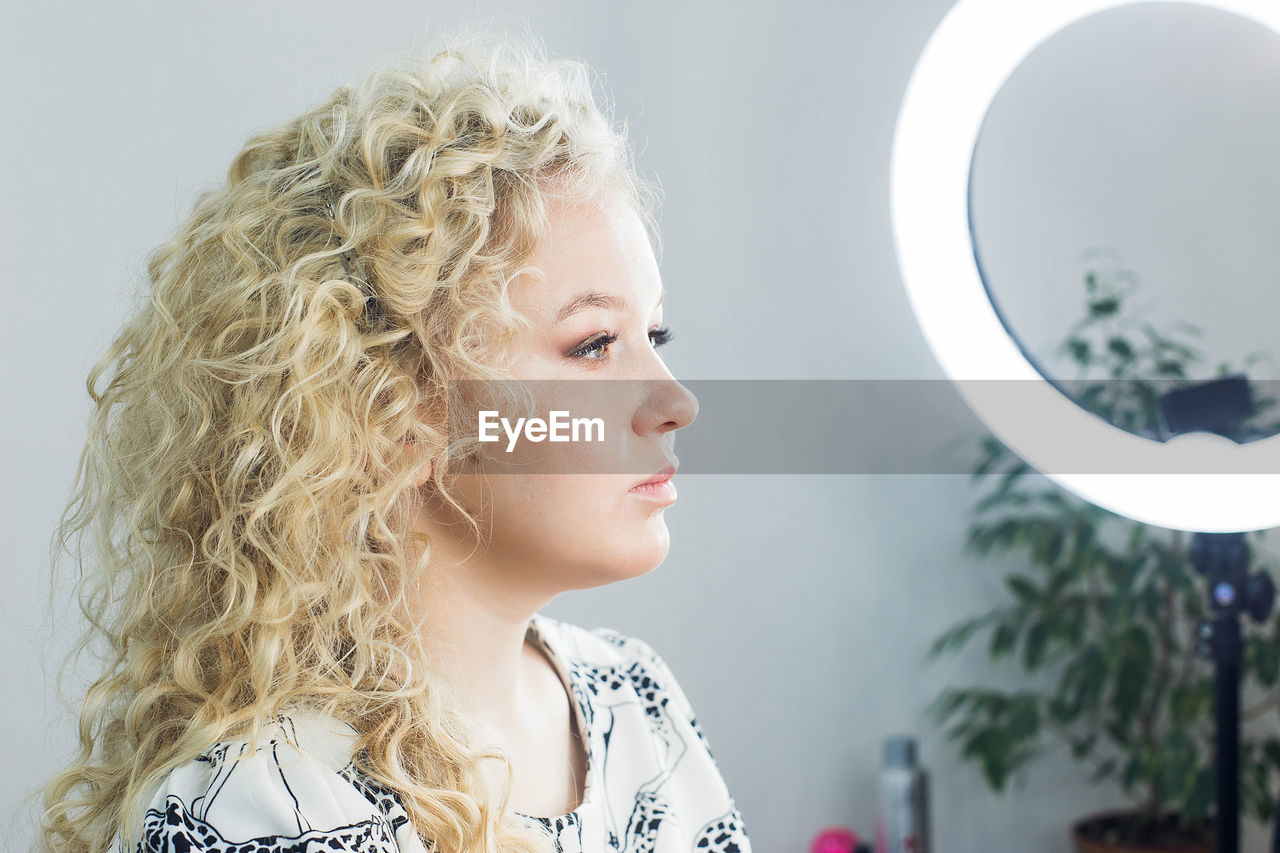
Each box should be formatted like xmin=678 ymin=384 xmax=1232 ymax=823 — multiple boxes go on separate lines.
xmin=629 ymin=475 xmax=676 ymax=504
xmin=632 ymin=463 xmax=676 ymax=489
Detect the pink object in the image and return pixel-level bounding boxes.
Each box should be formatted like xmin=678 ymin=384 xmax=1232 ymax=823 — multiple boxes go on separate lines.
xmin=811 ymin=826 xmax=860 ymax=853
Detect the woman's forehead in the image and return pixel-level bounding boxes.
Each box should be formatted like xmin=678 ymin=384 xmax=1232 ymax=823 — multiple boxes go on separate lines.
xmin=513 ymin=199 xmax=663 ymax=318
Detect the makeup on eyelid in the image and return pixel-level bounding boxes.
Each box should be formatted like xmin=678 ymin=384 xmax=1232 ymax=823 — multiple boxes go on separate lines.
xmin=568 ymin=327 xmax=674 ymax=360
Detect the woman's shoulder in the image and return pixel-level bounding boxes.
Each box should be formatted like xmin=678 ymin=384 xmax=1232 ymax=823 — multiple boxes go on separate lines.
xmin=109 ymin=710 xmax=414 ymax=853
xmin=532 ymin=613 xmax=698 ymax=715
xmin=534 ymin=614 xmax=753 ymax=849
xmin=534 ymin=611 xmax=671 ymax=668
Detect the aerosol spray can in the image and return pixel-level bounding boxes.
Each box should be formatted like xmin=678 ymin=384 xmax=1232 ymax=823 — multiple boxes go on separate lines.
xmin=875 ymin=735 xmax=929 ymax=853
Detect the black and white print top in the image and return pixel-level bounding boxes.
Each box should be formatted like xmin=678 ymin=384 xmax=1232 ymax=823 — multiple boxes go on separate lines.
xmin=105 ymin=611 xmax=751 ymax=852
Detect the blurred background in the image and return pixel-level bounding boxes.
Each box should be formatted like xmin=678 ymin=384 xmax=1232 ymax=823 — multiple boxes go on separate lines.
xmin=6 ymin=1 xmax=1280 ymax=851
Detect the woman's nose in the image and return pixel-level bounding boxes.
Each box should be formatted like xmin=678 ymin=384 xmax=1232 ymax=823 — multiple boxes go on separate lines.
xmin=632 ymin=339 xmax=698 ymax=432
xmin=664 ymin=379 xmax=699 ymax=432
xmin=635 ymin=373 xmax=698 ymax=435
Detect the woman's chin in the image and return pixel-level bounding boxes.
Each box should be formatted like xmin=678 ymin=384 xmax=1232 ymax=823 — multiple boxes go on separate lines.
xmin=573 ymin=537 xmax=671 ymax=590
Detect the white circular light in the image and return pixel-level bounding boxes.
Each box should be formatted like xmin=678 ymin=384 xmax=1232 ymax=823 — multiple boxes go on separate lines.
xmin=890 ymin=0 xmax=1280 ymax=532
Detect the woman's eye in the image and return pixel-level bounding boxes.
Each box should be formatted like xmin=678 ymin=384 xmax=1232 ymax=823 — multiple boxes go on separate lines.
xmin=649 ymin=326 xmax=674 ymax=348
xmin=571 ymin=326 xmax=674 ymax=361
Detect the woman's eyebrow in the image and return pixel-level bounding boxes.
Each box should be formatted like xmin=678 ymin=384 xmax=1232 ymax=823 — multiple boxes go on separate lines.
xmin=555 ymin=288 xmax=665 ymax=323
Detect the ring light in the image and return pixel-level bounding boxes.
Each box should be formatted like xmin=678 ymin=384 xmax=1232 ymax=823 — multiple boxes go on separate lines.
xmin=890 ymin=0 xmax=1280 ymax=533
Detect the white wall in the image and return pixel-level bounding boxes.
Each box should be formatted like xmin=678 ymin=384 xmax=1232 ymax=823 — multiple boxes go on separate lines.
xmin=4 ymin=1 xmax=1274 ymax=851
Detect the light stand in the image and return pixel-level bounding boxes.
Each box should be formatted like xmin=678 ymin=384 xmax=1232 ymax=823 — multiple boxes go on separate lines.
xmin=891 ymin=3 xmax=1280 ymax=849
xmin=1190 ymin=531 xmax=1275 ymax=852
xmin=1160 ymin=377 xmax=1278 ymax=853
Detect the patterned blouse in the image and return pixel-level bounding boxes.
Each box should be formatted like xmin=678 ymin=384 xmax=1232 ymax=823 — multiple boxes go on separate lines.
xmin=105 ymin=611 xmax=751 ymax=852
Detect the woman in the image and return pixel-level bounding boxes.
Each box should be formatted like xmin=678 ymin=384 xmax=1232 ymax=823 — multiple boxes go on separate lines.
xmin=34 ymin=29 xmax=751 ymax=853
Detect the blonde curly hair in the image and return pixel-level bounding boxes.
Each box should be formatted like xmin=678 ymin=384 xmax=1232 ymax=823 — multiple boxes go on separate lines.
xmin=32 ymin=25 xmax=660 ymax=853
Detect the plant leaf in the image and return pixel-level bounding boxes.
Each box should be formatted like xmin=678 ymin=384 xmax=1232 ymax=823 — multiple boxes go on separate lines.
xmin=1090 ymin=297 xmax=1119 ymax=318
xmin=1182 ymin=767 xmax=1213 ymax=821
xmin=1108 ymin=337 xmax=1134 ymax=360
xmin=1110 ymin=626 xmax=1154 ymax=733
xmin=927 ymin=613 xmax=998 ymax=661
xmin=1022 ymin=619 xmax=1049 ymax=671
xmin=990 ymin=621 xmax=1019 ymax=660
xmin=1005 ymin=574 xmax=1039 ymax=604
xmin=1071 ymin=733 xmax=1097 ymax=760
xmin=1155 ymin=729 xmax=1198 ymax=805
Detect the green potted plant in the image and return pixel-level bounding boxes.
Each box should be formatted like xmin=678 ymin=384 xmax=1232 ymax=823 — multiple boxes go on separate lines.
xmin=926 ymin=259 xmax=1280 ymax=851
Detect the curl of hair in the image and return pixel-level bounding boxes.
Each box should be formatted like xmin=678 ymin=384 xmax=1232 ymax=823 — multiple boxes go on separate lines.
xmin=32 ymin=24 xmax=660 ymax=853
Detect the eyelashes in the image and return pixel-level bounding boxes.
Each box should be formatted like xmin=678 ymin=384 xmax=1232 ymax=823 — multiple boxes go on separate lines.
xmin=569 ymin=326 xmax=674 ymax=361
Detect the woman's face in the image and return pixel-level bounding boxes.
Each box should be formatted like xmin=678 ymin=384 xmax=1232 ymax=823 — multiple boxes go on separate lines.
xmin=417 ymin=192 xmax=699 ymax=595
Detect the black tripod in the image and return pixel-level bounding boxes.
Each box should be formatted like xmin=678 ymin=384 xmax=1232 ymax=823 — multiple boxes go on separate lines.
xmin=1159 ymin=378 xmax=1276 ymax=853
xmin=1190 ymin=532 xmax=1274 ymax=853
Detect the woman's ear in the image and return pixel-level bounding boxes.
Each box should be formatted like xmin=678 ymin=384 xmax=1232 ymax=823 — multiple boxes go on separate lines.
xmin=400 ymin=400 xmax=439 ymax=489
xmin=405 ymin=440 xmax=434 ymax=488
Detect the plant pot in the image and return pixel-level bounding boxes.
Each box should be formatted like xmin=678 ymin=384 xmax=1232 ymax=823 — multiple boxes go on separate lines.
xmin=1071 ymin=809 xmax=1214 ymax=853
